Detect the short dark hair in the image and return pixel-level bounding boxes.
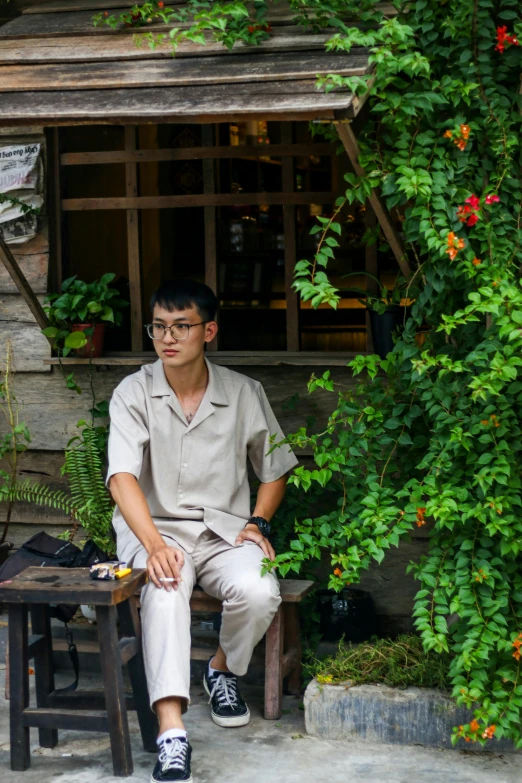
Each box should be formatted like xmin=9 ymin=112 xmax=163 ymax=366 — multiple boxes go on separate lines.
xmin=150 ymin=279 xmax=218 ymax=322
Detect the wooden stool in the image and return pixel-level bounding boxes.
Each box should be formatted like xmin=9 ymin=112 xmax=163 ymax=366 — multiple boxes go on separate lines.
xmin=0 ymin=567 xmax=157 ymax=777
xmin=189 ymin=579 xmax=314 ymax=720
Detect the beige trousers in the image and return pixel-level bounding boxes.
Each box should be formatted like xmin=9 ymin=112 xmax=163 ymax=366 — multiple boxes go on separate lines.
xmin=131 ymin=525 xmax=281 ymax=709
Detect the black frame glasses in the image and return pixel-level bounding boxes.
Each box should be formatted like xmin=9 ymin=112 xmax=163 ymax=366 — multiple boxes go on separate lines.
xmin=145 ymin=322 xmax=207 ymax=341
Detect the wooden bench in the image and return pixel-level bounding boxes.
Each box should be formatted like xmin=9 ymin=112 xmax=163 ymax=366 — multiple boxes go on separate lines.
xmin=189 ymin=578 xmax=314 ymax=720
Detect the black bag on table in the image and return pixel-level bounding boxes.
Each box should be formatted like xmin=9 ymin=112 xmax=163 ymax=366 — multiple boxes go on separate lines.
xmin=0 ymin=531 xmax=111 ymax=690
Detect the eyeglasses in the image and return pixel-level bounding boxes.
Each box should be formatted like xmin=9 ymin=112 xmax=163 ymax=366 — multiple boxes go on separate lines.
xmin=145 ymin=322 xmax=207 ymax=341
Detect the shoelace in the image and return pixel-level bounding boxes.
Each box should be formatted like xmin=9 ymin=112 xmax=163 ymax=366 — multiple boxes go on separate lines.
xmin=209 ymin=672 xmax=240 ymax=710
xmin=158 ymin=738 xmax=188 ymax=773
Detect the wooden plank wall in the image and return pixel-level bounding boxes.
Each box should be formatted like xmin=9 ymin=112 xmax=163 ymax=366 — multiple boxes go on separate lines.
xmin=0 ymin=125 xmax=51 ymax=373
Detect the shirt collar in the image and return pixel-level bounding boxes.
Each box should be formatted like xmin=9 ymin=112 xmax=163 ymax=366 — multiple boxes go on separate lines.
xmin=151 ymin=356 xmax=229 ymax=407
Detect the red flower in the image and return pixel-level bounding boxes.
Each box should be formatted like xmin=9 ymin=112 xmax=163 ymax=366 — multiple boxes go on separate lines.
xmin=485 ymin=194 xmax=500 ymax=205
xmin=158 ymin=1 xmax=164 ymax=7
xmin=465 ymin=194 xmax=480 ymax=210
xmin=495 ymin=26 xmax=519 ymax=53
xmin=456 ymin=195 xmax=481 ymax=227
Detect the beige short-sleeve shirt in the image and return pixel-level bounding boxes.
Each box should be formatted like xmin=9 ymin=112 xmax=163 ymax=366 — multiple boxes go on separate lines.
xmin=106 ymin=357 xmax=298 ymax=558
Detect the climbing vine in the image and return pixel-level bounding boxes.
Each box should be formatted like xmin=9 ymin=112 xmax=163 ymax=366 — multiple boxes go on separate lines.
xmin=94 ymin=0 xmax=522 ymax=746
xmin=279 ymin=0 xmax=522 ymax=750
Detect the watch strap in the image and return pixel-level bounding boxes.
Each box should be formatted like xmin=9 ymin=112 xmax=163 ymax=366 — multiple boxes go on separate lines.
xmin=247 ymin=516 xmax=271 ymax=537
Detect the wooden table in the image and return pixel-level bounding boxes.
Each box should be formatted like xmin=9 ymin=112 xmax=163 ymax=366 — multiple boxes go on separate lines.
xmin=0 ymin=567 xmax=156 ymax=777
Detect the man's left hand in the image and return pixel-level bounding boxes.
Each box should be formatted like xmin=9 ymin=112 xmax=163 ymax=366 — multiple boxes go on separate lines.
xmin=235 ymin=523 xmax=276 ymax=561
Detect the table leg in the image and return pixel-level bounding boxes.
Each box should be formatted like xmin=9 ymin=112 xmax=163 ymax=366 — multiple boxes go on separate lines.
xmin=283 ymin=604 xmax=302 ymax=696
xmin=264 ymin=605 xmax=284 ymax=720
xmin=9 ymin=604 xmax=30 ymax=771
xmin=117 ymin=597 xmax=158 ymax=752
xmin=30 ymin=605 xmax=58 ymax=748
xmin=96 ymin=605 xmax=133 ymax=777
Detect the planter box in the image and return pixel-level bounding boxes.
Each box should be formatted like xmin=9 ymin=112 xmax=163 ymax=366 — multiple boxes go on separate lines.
xmin=304 ymin=679 xmax=516 ymax=752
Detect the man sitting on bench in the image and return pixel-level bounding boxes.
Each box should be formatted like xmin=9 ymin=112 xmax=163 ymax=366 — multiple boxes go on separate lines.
xmin=106 ymin=279 xmax=298 ymax=783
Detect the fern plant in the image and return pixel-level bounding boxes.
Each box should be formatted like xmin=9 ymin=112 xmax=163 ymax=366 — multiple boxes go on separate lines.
xmin=9 ymin=421 xmax=116 ymax=556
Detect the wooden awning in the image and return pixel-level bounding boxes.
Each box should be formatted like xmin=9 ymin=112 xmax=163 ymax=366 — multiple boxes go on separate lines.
xmin=0 ymin=0 xmax=374 ymax=125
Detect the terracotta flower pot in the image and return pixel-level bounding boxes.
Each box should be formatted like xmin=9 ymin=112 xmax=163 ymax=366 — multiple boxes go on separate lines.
xmin=70 ymin=323 xmax=106 ymax=358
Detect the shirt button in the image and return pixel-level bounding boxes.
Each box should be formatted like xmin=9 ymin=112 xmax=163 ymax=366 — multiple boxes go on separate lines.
xmin=179 ymin=493 xmax=184 ymax=499
xmin=183 ymin=463 xmax=188 ymax=468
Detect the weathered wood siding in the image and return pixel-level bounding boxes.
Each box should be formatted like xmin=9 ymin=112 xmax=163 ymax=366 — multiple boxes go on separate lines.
xmin=0 ymin=125 xmax=51 ymax=372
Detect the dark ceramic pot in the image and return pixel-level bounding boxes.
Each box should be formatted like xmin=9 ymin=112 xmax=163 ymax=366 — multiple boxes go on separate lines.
xmin=368 ymin=306 xmax=409 ymax=359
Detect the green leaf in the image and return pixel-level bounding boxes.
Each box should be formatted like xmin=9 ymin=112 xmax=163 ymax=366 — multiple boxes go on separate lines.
xmin=64 ymin=332 xmax=87 ymax=349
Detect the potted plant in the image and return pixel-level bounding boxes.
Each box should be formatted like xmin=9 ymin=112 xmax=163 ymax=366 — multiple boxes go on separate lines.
xmin=343 ymin=272 xmax=412 ymax=359
xmin=41 ymin=273 xmax=129 ymax=358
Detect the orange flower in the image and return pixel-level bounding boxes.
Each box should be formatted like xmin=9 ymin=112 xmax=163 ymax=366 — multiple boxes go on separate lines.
xmin=416 ymin=507 xmax=426 ymax=527
xmin=445 ymin=231 xmax=465 ymax=260
xmin=443 ymin=130 xmax=453 ymax=138
xmin=460 ymin=124 xmax=471 ymax=138
xmin=465 ymin=736 xmax=471 ymax=742
xmin=470 ymin=719 xmax=480 ymax=732
xmin=333 ymin=567 xmax=342 ymax=577
xmin=472 ymin=257 xmax=481 ymax=266
xmin=481 ymin=419 xmax=489 ymax=425
xmin=482 ymin=725 xmax=496 ymax=739
xmin=454 ymin=139 xmax=467 ymax=151
xmin=513 ymin=649 xmax=521 ymax=661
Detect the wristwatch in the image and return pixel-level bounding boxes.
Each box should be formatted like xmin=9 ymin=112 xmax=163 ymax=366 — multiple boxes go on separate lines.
xmin=247 ymin=516 xmax=271 ymax=538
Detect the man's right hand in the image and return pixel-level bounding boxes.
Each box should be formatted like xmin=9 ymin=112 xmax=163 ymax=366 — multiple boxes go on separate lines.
xmin=146 ymin=541 xmax=184 ymax=590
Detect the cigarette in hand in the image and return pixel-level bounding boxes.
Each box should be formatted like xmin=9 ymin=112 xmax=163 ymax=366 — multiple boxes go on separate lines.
xmin=159 ymin=577 xmax=180 ymax=582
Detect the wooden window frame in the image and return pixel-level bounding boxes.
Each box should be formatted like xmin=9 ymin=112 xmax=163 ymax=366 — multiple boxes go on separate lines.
xmin=50 ymin=121 xmax=371 ymax=366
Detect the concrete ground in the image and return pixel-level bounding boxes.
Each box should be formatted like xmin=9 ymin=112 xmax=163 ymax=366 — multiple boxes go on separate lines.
xmin=0 ymin=622 xmax=521 ymax=783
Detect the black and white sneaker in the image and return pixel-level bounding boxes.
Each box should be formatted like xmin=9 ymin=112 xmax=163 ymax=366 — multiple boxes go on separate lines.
xmin=203 ymin=659 xmax=251 ymax=727
xmin=151 ymin=736 xmax=192 ymax=783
